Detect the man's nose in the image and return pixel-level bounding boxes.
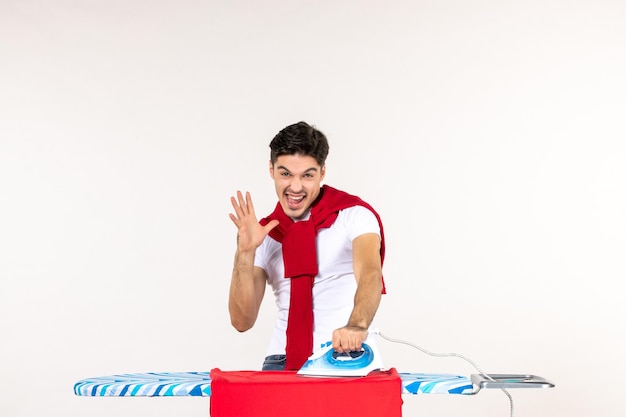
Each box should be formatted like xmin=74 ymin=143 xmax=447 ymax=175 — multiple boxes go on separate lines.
xmin=290 ymin=177 xmax=303 ymax=191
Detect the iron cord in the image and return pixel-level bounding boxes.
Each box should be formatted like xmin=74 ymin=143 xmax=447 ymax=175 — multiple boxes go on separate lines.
xmin=376 ymin=330 xmax=514 ymax=417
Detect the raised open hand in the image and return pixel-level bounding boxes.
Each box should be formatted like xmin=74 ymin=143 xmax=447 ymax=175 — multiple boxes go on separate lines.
xmin=229 ymin=191 xmax=279 ymax=252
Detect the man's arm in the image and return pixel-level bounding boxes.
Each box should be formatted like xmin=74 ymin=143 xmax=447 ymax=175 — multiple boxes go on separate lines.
xmin=228 ymin=191 xmax=278 ymax=332
xmin=229 ymin=254 xmax=267 ymax=331
xmin=332 ymin=232 xmax=383 ymax=353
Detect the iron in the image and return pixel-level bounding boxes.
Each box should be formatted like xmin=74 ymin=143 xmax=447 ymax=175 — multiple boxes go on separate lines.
xmin=297 ymin=333 xmax=385 ymax=377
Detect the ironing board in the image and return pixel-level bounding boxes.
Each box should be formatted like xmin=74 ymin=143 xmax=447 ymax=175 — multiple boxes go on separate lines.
xmin=74 ymin=370 xmax=553 ymax=397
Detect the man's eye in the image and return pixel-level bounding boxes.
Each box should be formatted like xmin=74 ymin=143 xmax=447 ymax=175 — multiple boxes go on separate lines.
xmin=281 ymin=172 xmax=290 ymax=176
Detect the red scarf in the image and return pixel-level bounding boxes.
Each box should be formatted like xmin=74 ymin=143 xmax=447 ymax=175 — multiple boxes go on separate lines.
xmin=260 ymin=185 xmax=386 ymax=370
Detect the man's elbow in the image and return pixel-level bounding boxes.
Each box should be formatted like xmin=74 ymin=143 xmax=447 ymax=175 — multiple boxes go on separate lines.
xmin=374 ymin=272 xmax=384 ymax=291
xmin=230 ymin=315 xmax=255 ymax=332
xmin=368 ymin=270 xmax=384 ymax=294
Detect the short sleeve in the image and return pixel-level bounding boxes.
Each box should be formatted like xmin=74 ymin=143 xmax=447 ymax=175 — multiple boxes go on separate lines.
xmin=336 ymin=205 xmax=381 ymax=242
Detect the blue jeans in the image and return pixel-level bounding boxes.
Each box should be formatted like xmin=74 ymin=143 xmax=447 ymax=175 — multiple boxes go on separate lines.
xmin=262 ymin=354 xmax=286 ymax=371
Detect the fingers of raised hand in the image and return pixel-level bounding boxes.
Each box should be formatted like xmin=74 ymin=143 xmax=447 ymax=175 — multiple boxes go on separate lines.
xmin=229 ymin=196 xmax=243 ymax=223
xmin=230 ymin=191 xmax=252 ymax=216
xmin=244 ymin=191 xmax=256 ymax=216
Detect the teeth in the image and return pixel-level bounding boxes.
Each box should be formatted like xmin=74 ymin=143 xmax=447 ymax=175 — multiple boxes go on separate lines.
xmin=288 ymin=195 xmax=304 ymax=202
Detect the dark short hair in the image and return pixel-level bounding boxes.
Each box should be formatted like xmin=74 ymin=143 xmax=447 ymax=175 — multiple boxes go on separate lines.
xmin=269 ymin=121 xmax=329 ymax=167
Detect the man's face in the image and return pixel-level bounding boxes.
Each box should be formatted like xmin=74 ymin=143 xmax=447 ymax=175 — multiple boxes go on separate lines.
xmin=269 ymin=154 xmax=326 ymax=220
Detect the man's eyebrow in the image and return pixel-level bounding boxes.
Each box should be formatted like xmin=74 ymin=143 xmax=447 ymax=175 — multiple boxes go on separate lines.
xmin=276 ymin=165 xmax=319 ymax=173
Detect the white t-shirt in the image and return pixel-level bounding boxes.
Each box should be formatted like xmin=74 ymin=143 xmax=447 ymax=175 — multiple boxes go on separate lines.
xmin=254 ymin=205 xmax=381 ymax=356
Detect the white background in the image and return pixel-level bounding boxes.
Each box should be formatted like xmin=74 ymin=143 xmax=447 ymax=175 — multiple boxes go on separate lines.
xmin=1 ymin=1 xmax=625 ymax=416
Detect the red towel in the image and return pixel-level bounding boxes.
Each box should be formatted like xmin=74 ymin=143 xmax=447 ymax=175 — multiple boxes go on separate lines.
xmin=260 ymin=185 xmax=385 ymax=370
xmin=209 ymin=368 xmax=402 ymax=417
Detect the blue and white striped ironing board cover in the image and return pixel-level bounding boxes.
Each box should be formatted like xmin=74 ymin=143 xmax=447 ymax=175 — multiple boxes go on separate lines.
xmin=73 ymin=371 xmax=474 ymax=397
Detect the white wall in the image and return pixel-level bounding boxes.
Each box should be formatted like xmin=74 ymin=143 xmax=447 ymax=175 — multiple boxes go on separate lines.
xmin=1 ymin=1 xmax=624 ymax=416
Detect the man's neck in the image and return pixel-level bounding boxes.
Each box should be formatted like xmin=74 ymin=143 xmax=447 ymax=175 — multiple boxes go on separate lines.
xmin=290 ymin=209 xmax=311 ymax=222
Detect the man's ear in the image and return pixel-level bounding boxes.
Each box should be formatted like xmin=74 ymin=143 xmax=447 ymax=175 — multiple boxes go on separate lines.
xmin=269 ymin=160 xmax=274 ymax=178
xmin=320 ymin=164 xmax=326 ymax=181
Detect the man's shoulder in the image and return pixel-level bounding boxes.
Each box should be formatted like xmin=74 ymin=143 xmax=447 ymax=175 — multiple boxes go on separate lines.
xmin=336 ymin=205 xmax=380 ymax=233
xmin=337 ymin=204 xmax=375 ymax=217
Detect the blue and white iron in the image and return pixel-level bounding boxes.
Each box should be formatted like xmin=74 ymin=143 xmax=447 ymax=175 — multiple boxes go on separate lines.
xmin=298 ymin=333 xmax=385 ymax=377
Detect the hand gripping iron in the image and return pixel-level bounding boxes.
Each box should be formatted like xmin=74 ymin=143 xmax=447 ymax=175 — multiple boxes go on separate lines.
xmin=297 ymin=333 xmax=385 ymax=377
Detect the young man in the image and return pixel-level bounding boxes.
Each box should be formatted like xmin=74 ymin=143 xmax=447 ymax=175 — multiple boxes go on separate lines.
xmin=228 ymin=121 xmax=386 ymax=371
